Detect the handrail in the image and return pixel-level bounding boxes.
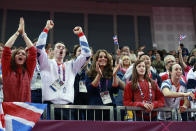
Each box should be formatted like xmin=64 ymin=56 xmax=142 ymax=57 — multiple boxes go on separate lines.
xmin=46 ymin=104 xmax=196 ymax=121
xmin=50 ymin=104 xmax=114 ymax=120
xmin=116 ymin=106 xmax=176 ymax=121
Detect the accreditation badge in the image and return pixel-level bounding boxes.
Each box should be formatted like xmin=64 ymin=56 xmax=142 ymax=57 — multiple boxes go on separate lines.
xmin=79 ymin=80 xmax=87 ymax=93
xmin=49 ymin=79 xmax=64 ymax=92
xmin=100 ymin=91 xmax=112 ymax=104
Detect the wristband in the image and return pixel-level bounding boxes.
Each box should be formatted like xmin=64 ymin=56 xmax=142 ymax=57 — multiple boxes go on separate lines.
xmin=78 ymin=32 xmax=84 ymax=37
xmin=15 ymin=31 xmax=19 ymax=37
xmin=43 ymin=28 xmax=49 ymax=33
xmin=22 ymin=33 xmax=27 ymax=38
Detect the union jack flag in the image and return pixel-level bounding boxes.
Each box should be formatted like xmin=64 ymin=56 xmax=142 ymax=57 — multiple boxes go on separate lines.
xmin=113 ymin=35 xmax=119 ymax=45
xmin=0 ymin=102 xmax=46 ymax=131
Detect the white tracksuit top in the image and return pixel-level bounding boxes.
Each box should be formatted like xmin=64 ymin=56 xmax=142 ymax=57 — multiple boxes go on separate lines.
xmin=36 ymin=31 xmax=91 ymax=104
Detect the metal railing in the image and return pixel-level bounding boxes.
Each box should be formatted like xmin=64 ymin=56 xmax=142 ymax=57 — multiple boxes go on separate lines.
xmin=42 ymin=104 xmax=196 ymax=121
xmin=50 ymin=104 xmax=114 ymax=121
xmin=178 ymin=108 xmax=196 ymax=121
xmin=116 ymin=106 xmax=176 ymax=121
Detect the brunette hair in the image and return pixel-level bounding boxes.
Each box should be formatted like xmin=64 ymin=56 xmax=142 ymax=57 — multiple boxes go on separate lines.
xmin=131 ymin=60 xmax=156 ymax=91
xmin=87 ymin=49 xmax=113 ymax=79
xmin=11 ymin=47 xmax=27 ymax=72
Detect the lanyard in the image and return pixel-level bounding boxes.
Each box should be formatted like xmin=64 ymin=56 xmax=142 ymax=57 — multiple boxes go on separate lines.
xmin=58 ymin=63 xmax=65 ymax=81
xmin=35 ymin=62 xmax=40 ymax=72
xmin=99 ymin=79 xmax=109 ymax=92
xmin=137 ymin=81 xmax=152 ymax=103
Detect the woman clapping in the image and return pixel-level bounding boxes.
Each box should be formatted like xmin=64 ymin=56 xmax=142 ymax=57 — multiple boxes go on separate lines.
xmin=2 ymin=17 xmax=36 ymax=102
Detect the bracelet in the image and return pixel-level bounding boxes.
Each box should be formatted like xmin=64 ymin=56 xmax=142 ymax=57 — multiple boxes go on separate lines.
xmin=15 ymin=31 xmax=19 ymax=37
xmin=78 ymin=32 xmax=84 ymax=37
xmin=22 ymin=33 xmax=27 ymax=38
xmin=43 ymin=28 xmax=49 ymax=33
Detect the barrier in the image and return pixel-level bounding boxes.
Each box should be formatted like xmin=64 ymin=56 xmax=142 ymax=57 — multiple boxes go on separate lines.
xmin=32 ymin=120 xmax=196 ymax=131
xmin=116 ymin=106 xmax=176 ymax=121
xmin=43 ymin=104 xmax=196 ymax=121
xmin=179 ymin=108 xmax=196 ymax=121
xmin=50 ymin=104 xmax=114 ymax=121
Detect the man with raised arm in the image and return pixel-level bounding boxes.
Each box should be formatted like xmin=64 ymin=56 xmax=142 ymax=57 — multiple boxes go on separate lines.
xmin=36 ymin=20 xmax=91 ymax=119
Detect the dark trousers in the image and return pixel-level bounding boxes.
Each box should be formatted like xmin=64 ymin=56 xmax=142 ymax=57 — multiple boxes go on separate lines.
xmin=31 ymin=89 xmax=42 ymax=103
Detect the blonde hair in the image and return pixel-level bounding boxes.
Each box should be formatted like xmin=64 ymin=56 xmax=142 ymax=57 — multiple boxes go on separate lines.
xmin=121 ymin=55 xmax=131 ymax=67
xmin=164 ymin=55 xmax=175 ymax=64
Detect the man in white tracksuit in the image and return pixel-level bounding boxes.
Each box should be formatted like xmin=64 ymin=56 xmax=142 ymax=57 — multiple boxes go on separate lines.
xmin=36 ymin=20 xmax=91 ymax=119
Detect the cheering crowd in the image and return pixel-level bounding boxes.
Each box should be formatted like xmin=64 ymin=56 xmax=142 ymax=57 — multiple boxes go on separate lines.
xmin=0 ymin=18 xmax=196 ymax=121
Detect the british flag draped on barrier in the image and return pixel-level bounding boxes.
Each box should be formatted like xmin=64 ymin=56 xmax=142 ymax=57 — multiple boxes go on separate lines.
xmin=0 ymin=102 xmax=46 ymax=131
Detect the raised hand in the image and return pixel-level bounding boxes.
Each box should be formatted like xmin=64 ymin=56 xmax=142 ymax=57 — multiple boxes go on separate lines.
xmin=17 ymin=17 xmax=24 ymax=34
xmin=139 ymin=45 xmax=145 ymax=51
xmin=73 ymin=26 xmax=83 ymax=35
xmin=45 ymin=20 xmax=54 ymax=30
xmin=178 ymin=45 xmax=182 ymax=54
xmin=113 ymin=64 xmax=120 ymax=76
xmin=96 ymin=61 xmax=103 ymax=77
xmin=115 ymin=49 xmax=121 ymax=64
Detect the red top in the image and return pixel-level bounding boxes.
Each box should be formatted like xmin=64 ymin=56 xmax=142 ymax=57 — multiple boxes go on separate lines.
xmin=123 ymin=79 xmax=165 ymax=119
xmin=1 ymin=46 xmax=37 ymax=102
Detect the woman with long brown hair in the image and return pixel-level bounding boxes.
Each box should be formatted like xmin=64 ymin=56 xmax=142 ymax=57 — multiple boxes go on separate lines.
xmin=123 ymin=60 xmax=164 ymax=121
xmin=86 ymin=49 xmax=119 ymax=120
xmin=86 ymin=49 xmax=119 ymax=104
xmin=1 ymin=17 xmax=36 ymax=102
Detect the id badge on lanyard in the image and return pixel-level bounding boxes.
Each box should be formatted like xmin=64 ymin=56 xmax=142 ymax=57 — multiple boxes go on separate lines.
xmin=79 ymin=80 xmax=87 ymax=93
xmin=50 ymin=79 xmax=64 ymax=92
xmin=100 ymin=91 xmax=112 ymax=104
xmin=50 ymin=64 xmax=65 ymax=92
xmin=99 ymin=80 xmax=112 ymax=104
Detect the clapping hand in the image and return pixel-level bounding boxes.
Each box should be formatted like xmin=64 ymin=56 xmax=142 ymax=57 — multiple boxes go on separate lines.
xmin=96 ymin=61 xmax=103 ymax=77
xmin=17 ymin=17 xmax=25 ymax=35
xmin=113 ymin=64 xmax=120 ymax=76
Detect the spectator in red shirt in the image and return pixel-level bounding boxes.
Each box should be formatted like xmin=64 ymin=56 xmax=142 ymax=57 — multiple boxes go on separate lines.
xmin=1 ymin=17 xmax=36 ymax=102
xmin=123 ymin=60 xmax=164 ymax=121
